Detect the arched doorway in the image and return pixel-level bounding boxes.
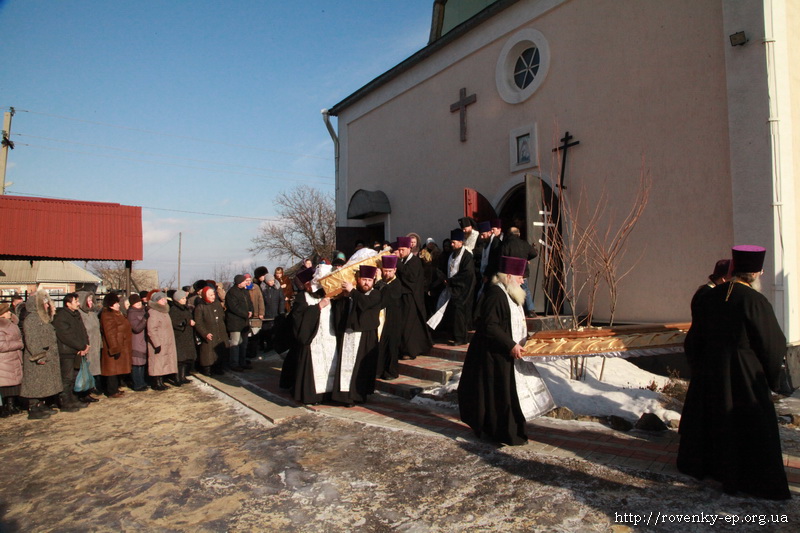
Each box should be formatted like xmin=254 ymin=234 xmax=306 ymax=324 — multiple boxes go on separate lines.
xmin=497 ymin=179 xmax=565 ymax=315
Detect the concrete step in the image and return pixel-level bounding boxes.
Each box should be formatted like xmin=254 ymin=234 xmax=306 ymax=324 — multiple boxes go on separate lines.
xmin=428 ymin=342 xmax=469 ymax=362
xmin=397 ymin=355 xmax=462 ymax=384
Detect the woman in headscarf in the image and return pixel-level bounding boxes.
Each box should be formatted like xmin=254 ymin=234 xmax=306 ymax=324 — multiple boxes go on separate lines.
xmin=169 ymin=289 xmax=196 ymax=385
xmin=193 ymin=286 xmax=228 ymax=376
xmin=127 ymin=294 xmax=148 ymax=391
xmin=146 ymin=292 xmax=178 ymax=390
xmin=20 ymin=290 xmax=62 ymax=419
xmin=0 ymin=302 xmax=24 ymax=417
xmin=76 ymin=291 xmax=101 ymax=402
xmin=99 ymin=293 xmax=133 ymax=398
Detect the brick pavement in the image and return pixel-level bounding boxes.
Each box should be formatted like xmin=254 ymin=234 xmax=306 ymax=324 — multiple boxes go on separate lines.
xmin=196 ymin=356 xmax=800 ymax=494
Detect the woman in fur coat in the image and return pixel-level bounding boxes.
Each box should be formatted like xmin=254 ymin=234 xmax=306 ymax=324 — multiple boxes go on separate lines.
xmin=146 ymin=292 xmax=178 ymax=390
xmin=99 ymin=293 xmax=133 ymax=397
xmin=20 ymin=290 xmax=62 ymax=419
xmin=0 ymin=302 xmax=24 ymax=417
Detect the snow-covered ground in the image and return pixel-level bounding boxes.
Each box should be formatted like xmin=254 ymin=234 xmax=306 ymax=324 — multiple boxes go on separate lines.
xmin=416 ymin=355 xmax=682 ymax=423
xmin=534 ymin=356 xmax=682 ymax=423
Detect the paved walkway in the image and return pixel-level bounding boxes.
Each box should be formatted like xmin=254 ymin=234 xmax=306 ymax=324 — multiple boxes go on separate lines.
xmin=195 ymin=356 xmax=800 ymax=494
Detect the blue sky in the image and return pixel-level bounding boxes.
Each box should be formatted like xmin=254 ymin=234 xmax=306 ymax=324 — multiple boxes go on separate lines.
xmin=1 ymin=0 xmax=432 ymax=285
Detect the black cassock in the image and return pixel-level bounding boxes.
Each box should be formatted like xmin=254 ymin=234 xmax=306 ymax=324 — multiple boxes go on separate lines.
xmin=376 ymin=277 xmax=403 ymax=379
xmin=458 ymin=283 xmax=528 ymax=446
xmin=332 ymin=288 xmax=381 ymax=405
xmin=397 ymin=254 xmax=432 ymax=357
xmin=678 ymin=281 xmax=790 ymax=500
xmin=279 ymin=291 xmax=335 ymax=404
xmin=438 ymin=248 xmax=475 ymax=344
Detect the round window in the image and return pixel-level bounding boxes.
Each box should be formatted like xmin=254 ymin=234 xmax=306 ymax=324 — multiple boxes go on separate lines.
xmin=514 ymin=46 xmax=540 ymax=89
xmin=496 ymin=29 xmax=550 ymax=104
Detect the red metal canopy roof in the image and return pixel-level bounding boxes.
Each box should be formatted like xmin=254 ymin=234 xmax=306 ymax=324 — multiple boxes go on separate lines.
xmin=0 ymin=195 xmax=143 ymax=261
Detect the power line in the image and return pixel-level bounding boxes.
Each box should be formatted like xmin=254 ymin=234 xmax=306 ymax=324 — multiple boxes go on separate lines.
xmin=6 ymin=190 xmax=285 ymax=222
xmin=9 ymin=107 xmax=333 ymax=161
xmin=13 ymin=133 xmax=334 ymax=180
xmin=14 ymin=142 xmax=335 ymax=185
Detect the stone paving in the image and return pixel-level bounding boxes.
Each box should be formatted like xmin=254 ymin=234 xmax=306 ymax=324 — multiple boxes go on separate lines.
xmin=198 ymin=354 xmax=800 ymax=494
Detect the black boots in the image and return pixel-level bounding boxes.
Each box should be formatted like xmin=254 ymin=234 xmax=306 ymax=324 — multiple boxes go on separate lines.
xmin=177 ymin=362 xmax=192 ymax=384
xmin=152 ymin=376 xmax=168 ymax=391
xmin=27 ymin=401 xmax=52 ymax=420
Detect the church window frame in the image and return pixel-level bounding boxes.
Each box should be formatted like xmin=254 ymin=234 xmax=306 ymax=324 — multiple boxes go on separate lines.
xmin=496 ymin=29 xmax=550 ymax=104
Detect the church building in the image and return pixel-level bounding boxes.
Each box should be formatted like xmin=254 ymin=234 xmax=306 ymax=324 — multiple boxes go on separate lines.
xmin=325 ymin=0 xmax=800 ymax=342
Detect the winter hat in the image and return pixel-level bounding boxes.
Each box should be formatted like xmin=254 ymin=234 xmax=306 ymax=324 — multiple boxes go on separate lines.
xmin=150 ymin=292 xmax=167 ymax=304
xmin=254 ymin=266 xmax=269 ymax=279
xmin=173 ymin=289 xmax=188 ymax=302
xmin=128 ymin=294 xmax=141 ymax=306
xmin=264 ymin=274 xmax=275 ymax=282
xmin=234 ymin=274 xmax=247 ymax=285
xmin=103 ymin=293 xmax=120 ymax=308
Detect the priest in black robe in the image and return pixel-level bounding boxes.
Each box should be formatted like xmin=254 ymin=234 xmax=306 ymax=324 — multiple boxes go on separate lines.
xmin=690 ymin=258 xmax=730 ymax=317
xmin=434 ymin=228 xmax=475 ymax=346
xmin=396 ymin=236 xmax=432 ymax=359
xmin=279 ymin=266 xmax=338 ymax=405
xmin=333 ymin=265 xmax=382 ymax=406
xmin=678 ymin=245 xmax=790 ymax=500
xmin=459 ymin=256 xmax=532 ymax=446
xmin=375 ymin=255 xmax=402 ymax=380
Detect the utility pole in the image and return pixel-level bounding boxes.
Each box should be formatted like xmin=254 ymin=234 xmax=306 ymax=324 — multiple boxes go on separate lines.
xmin=177 ymin=232 xmax=182 ymax=288
xmin=1 ymin=107 xmax=15 ymax=195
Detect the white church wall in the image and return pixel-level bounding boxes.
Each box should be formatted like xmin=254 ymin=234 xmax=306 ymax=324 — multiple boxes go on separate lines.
xmin=336 ymin=0 xmax=766 ymax=324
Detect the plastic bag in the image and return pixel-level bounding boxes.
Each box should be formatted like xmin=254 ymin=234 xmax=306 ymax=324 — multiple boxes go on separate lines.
xmin=74 ymin=357 xmax=95 ymax=392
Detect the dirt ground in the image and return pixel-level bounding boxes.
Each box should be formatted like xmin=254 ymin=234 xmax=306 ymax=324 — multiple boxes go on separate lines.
xmin=1 ymin=382 xmax=798 ymax=532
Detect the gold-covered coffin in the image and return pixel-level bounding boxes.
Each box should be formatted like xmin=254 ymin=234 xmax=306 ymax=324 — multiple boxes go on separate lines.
xmin=318 ymin=251 xmax=389 ymax=297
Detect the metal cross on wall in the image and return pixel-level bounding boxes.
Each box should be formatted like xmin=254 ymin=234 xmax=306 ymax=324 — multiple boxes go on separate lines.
xmin=450 ymin=87 xmax=477 ymax=142
xmin=552 ymin=131 xmax=580 ymax=190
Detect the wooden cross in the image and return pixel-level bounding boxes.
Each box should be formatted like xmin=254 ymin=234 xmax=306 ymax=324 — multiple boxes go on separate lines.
xmin=450 ymin=87 xmax=477 ymax=142
xmin=551 ymin=131 xmax=580 ymax=189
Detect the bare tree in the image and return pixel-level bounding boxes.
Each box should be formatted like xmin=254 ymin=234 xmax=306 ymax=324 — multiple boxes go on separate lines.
xmin=250 ymin=185 xmax=336 ymax=263
xmin=87 ymin=261 xmax=159 ymax=293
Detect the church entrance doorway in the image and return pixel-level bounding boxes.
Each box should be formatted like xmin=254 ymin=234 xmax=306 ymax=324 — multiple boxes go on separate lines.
xmin=497 ymin=178 xmax=565 ymax=315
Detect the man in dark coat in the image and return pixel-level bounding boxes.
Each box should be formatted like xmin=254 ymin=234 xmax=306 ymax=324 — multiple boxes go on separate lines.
xmin=690 ymin=258 xmax=730 ymax=317
xmin=458 ymin=256 xmax=534 ymax=446
xmin=376 ymin=255 xmax=402 ymax=380
xmin=433 ymin=229 xmax=475 ymax=346
xmin=500 ymin=227 xmax=538 ymax=316
xmin=280 ymin=266 xmax=338 ymax=405
xmin=333 ymin=265 xmax=382 ymax=405
xmin=678 ymin=245 xmax=790 ymax=500
xmin=169 ymin=289 xmax=196 ymax=385
xmin=52 ymin=292 xmax=90 ymax=412
xmin=396 ymin=236 xmax=432 ymax=359
xmin=225 ymin=274 xmax=254 ymax=371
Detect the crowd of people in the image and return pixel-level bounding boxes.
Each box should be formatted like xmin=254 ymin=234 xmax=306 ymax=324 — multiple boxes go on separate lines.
xmin=0 ymin=268 xmax=293 ymax=420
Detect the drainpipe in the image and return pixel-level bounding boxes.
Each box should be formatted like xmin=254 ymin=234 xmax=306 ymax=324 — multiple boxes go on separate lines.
xmin=321 ymin=109 xmax=340 ymax=226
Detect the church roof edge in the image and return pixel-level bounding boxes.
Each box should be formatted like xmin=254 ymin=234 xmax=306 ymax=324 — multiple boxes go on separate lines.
xmin=328 ymin=0 xmax=521 ymax=117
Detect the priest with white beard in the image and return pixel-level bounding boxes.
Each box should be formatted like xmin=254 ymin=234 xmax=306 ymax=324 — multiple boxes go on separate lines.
xmin=458 ymin=256 xmax=554 ymax=446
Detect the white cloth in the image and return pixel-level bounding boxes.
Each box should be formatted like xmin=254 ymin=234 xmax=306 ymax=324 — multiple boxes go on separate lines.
xmin=305 ymin=292 xmax=339 ymax=394
xmin=500 ymin=283 xmax=555 ymax=420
